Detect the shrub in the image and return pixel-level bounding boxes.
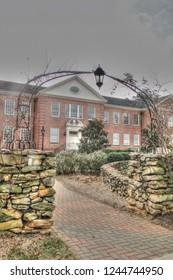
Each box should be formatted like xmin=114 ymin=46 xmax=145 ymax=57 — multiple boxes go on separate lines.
xmin=56 ymin=150 xmax=107 ymax=175
xmin=56 ymin=150 xmax=80 ymax=174
xmin=107 ymin=152 xmax=131 ymax=163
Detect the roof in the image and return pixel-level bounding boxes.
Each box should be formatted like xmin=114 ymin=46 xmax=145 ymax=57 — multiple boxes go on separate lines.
xmin=103 ymin=96 xmax=146 ymax=108
xmin=0 ymin=80 xmax=45 ymax=94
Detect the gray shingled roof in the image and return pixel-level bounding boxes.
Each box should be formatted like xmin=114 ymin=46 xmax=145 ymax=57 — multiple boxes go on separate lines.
xmin=0 ymin=80 xmax=45 ymax=94
xmin=103 ymin=96 xmax=146 ymax=108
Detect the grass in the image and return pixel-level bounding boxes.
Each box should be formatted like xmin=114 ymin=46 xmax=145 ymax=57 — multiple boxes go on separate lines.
xmin=0 ymin=231 xmax=77 ymax=260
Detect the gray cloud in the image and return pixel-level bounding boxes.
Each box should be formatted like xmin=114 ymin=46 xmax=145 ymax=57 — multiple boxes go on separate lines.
xmin=132 ymin=0 xmax=173 ymax=37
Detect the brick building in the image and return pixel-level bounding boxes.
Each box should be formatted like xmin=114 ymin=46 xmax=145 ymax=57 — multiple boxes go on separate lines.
xmin=0 ymin=75 xmax=172 ymax=152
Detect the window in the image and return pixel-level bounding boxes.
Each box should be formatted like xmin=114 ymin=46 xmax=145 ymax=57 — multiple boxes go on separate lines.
xmin=20 ymin=128 xmax=30 ymax=142
xmin=5 ymin=100 xmax=15 ymax=115
xmin=3 ymin=126 xmax=13 ymax=142
xmin=88 ymin=106 xmax=95 ymax=119
xmin=134 ymin=134 xmax=140 ymax=146
xmin=113 ymin=133 xmax=119 ymax=145
xmin=51 ymin=102 xmax=60 ymax=117
xmin=21 ymin=101 xmax=30 ymax=117
xmin=168 ymin=116 xmax=173 ymax=127
xmin=113 ymin=112 xmax=120 ymax=125
xmin=50 ymin=128 xmax=59 ymax=143
xmin=123 ymin=133 xmax=130 ymax=145
xmin=104 ymin=111 xmax=109 ymax=123
xmin=134 ymin=114 xmax=139 ymax=126
xmin=124 ymin=113 xmax=130 ymax=125
xmin=65 ymin=104 xmax=83 ymax=119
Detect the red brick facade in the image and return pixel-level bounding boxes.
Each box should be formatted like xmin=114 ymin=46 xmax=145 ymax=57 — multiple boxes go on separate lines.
xmin=0 ymin=76 xmax=171 ymax=152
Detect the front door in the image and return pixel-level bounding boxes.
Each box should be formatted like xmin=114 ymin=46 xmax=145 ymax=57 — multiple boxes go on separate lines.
xmin=67 ymin=131 xmax=80 ymax=150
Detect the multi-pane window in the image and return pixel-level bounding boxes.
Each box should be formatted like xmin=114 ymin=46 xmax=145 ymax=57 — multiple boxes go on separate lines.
xmin=88 ymin=106 xmax=95 ymax=119
xmin=51 ymin=102 xmax=60 ymax=117
xmin=134 ymin=114 xmax=139 ymax=126
xmin=113 ymin=133 xmax=119 ymax=145
xmin=50 ymin=128 xmax=59 ymax=143
xmin=65 ymin=104 xmax=83 ymax=119
xmin=20 ymin=128 xmax=30 ymax=142
xmin=3 ymin=126 xmax=13 ymax=142
xmin=113 ymin=112 xmax=120 ymax=125
xmin=134 ymin=134 xmax=140 ymax=146
xmin=104 ymin=111 xmax=109 ymax=123
xmin=168 ymin=116 xmax=173 ymax=127
xmin=5 ymin=100 xmax=15 ymax=115
xmin=123 ymin=133 xmax=130 ymax=145
xmin=21 ymin=101 xmax=30 ymax=117
xmin=124 ymin=113 xmax=130 ymax=125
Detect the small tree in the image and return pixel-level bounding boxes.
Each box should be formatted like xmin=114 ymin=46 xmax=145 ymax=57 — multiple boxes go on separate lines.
xmin=78 ymin=119 xmax=109 ymax=153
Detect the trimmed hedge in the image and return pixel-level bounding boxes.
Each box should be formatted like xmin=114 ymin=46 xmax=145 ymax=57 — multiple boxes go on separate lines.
xmin=107 ymin=152 xmax=131 ymax=163
xmin=56 ymin=150 xmax=131 ymax=175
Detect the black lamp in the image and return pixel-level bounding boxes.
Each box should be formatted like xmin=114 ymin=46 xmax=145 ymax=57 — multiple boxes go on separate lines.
xmin=94 ymin=65 xmax=105 ymax=89
xmin=41 ymin=126 xmax=45 ymax=151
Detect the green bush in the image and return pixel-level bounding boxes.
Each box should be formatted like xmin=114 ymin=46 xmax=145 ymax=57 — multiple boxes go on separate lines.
xmin=56 ymin=150 xmax=107 ymax=175
xmin=107 ymin=152 xmax=131 ymax=163
xmin=104 ymin=148 xmax=134 ymax=154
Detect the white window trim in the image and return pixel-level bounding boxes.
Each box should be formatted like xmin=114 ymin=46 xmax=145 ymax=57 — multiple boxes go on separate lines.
xmin=104 ymin=111 xmax=109 ymax=123
xmin=134 ymin=114 xmax=139 ymax=126
xmin=50 ymin=128 xmax=59 ymax=144
xmin=113 ymin=133 xmax=119 ymax=145
xmin=20 ymin=128 xmax=30 ymax=142
xmin=88 ymin=106 xmax=96 ymax=119
xmin=51 ymin=102 xmax=60 ymax=117
xmin=134 ymin=134 xmax=140 ymax=146
xmin=65 ymin=104 xmax=83 ymax=119
xmin=4 ymin=100 xmax=15 ymax=116
xmin=113 ymin=112 xmax=120 ymax=125
xmin=3 ymin=126 xmax=14 ymax=142
xmin=123 ymin=133 xmax=130 ymax=146
xmin=124 ymin=113 xmax=130 ymax=126
xmin=168 ymin=116 xmax=173 ymax=128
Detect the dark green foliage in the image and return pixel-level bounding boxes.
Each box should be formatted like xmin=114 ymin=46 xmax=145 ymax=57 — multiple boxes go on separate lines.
xmin=107 ymin=152 xmax=131 ymax=163
xmin=78 ymin=119 xmax=109 ymax=153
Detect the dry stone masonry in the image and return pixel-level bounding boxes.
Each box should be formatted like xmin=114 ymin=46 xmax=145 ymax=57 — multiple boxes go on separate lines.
xmin=101 ymin=154 xmax=173 ymax=216
xmin=0 ymin=150 xmax=56 ymax=233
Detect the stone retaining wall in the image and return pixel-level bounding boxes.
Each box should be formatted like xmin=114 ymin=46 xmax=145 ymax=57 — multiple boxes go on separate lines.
xmin=0 ymin=150 xmax=56 ymax=233
xmin=101 ymin=154 xmax=173 ymax=216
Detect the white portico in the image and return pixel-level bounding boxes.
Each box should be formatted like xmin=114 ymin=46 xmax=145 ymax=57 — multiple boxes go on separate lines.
xmin=66 ymin=119 xmax=84 ymax=150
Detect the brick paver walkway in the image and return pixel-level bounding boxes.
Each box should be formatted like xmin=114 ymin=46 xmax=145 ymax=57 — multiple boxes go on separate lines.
xmin=53 ymin=180 xmax=173 ymax=260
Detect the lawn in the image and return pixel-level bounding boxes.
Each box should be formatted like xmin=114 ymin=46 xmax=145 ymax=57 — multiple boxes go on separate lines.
xmin=0 ymin=231 xmax=77 ymax=260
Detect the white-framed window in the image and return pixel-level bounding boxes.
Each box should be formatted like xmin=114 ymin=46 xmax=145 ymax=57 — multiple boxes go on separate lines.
xmin=88 ymin=106 xmax=95 ymax=119
xmin=65 ymin=104 xmax=83 ymax=119
xmin=134 ymin=114 xmax=139 ymax=126
xmin=21 ymin=101 xmax=30 ymax=116
xmin=168 ymin=116 xmax=173 ymax=127
xmin=50 ymin=128 xmax=59 ymax=143
xmin=5 ymin=100 xmax=15 ymax=116
xmin=134 ymin=134 xmax=140 ymax=146
xmin=113 ymin=112 xmax=120 ymax=125
xmin=3 ymin=126 xmax=14 ymax=142
xmin=51 ymin=102 xmax=60 ymax=117
xmin=104 ymin=111 xmax=109 ymax=123
xmin=124 ymin=113 xmax=130 ymax=125
xmin=123 ymin=133 xmax=130 ymax=145
xmin=20 ymin=128 xmax=30 ymax=142
xmin=113 ymin=133 xmax=119 ymax=145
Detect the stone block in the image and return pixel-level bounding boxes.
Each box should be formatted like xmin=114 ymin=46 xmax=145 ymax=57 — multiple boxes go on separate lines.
xmin=28 ymin=219 xmax=53 ymax=229
xmin=31 ymin=202 xmax=55 ymax=211
xmin=39 ymin=188 xmax=55 ymax=197
xmin=0 ymin=219 xmax=23 ymax=231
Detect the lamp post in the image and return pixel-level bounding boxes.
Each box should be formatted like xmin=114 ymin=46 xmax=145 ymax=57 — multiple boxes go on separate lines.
xmin=41 ymin=126 xmax=45 ymax=151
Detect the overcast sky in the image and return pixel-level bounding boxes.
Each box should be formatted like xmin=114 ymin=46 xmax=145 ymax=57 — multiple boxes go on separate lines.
xmin=1 ymin=0 xmax=173 ymax=96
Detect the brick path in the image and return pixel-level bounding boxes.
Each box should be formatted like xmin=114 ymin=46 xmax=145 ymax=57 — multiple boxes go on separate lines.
xmin=53 ymin=180 xmax=173 ymax=260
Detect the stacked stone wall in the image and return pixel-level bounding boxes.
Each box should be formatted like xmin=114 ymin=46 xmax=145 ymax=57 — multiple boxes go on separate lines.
xmin=101 ymin=154 xmax=173 ymax=216
xmin=0 ymin=150 xmax=56 ymax=233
